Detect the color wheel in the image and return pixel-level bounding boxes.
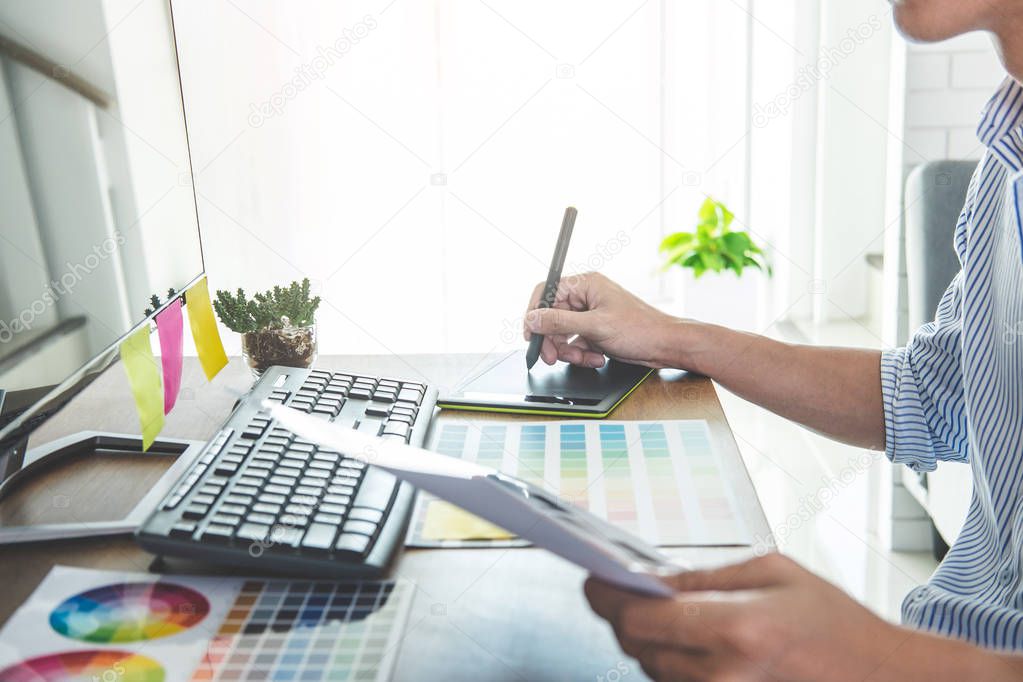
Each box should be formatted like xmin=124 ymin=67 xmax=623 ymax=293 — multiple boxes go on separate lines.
xmin=49 ymin=582 xmax=208 ymax=643
xmin=0 ymin=650 xmax=164 ymax=682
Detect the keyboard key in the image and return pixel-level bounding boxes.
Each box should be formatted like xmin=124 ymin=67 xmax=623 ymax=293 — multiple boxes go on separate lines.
xmin=393 ymin=401 xmax=418 ymax=413
xmin=342 ymin=519 xmax=377 ymax=536
xmin=200 ymin=524 xmax=233 ymax=543
xmin=225 ymin=493 xmax=254 ymax=506
xmin=285 ymin=502 xmax=317 ymax=516
xmin=301 ymin=523 xmax=338 ymax=551
xmin=268 ymin=525 xmax=302 ymax=548
xmin=295 ymin=485 xmax=323 ymax=497
xmin=387 ymin=412 xmax=414 ymax=425
xmin=276 ymin=467 xmax=303 ymax=479
xmin=353 ymin=468 xmax=397 ymax=512
xmin=218 ymin=503 xmax=248 ymax=516
xmin=182 ymin=504 xmax=209 ymax=520
xmin=214 ymin=463 xmax=238 ymax=476
xmin=335 ymin=532 xmax=370 ymax=555
xmin=313 ymin=512 xmax=344 ymax=525
xmin=258 ymin=493 xmax=287 ymax=505
xmin=169 ymin=521 xmax=197 ymax=538
xmin=192 ymin=493 xmax=216 ymax=506
xmin=268 ymin=475 xmax=297 ymax=487
xmin=279 ymin=513 xmax=310 ymax=529
xmin=328 ymin=484 xmax=356 ymax=497
xmin=211 ymin=513 xmax=242 ymax=527
xmin=303 ymin=469 xmax=329 ymax=479
xmin=263 ymin=484 xmax=291 ymax=496
xmin=372 ymin=391 xmax=396 ymax=403
xmin=232 ymin=485 xmax=259 ymax=496
xmin=308 ymin=460 xmax=333 ymax=471
xmin=364 ymin=404 xmax=390 ymax=417
xmin=252 ymin=502 xmax=281 ymax=515
xmin=247 ymin=512 xmax=276 ymax=526
xmin=313 ymin=451 xmax=341 ymax=464
xmin=382 ymin=421 xmax=411 ymax=440
xmin=319 ymin=503 xmax=348 ymax=516
xmin=323 ymin=494 xmax=352 ymax=506
xmin=349 ymin=388 xmax=372 ymax=400
xmin=291 ymin=495 xmax=318 ymax=507
xmin=299 ymin=477 xmax=328 ymax=489
xmin=348 ymin=508 xmax=384 ymax=524
xmin=397 ymin=388 xmax=423 ymax=404
xmin=236 ymin=523 xmax=270 ymax=543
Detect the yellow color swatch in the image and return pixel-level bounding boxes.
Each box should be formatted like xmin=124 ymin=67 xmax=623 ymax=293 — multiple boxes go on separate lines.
xmin=186 ymin=277 xmax=228 ymax=381
xmin=421 ymin=499 xmax=516 ymax=541
xmin=120 ymin=325 xmax=164 ymax=451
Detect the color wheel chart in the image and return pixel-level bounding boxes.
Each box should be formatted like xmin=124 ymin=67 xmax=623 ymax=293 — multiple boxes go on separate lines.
xmin=0 ymin=567 xmax=415 ymax=682
xmin=407 ymin=420 xmax=752 ymax=548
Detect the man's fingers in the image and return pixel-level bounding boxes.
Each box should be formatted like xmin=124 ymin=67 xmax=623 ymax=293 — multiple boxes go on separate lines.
xmin=584 ymin=577 xmax=635 ymax=622
xmin=525 ymin=307 xmax=601 ymax=338
xmin=663 ymin=553 xmax=796 ymax=594
xmin=559 ymin=338 xmax=605 ymax=368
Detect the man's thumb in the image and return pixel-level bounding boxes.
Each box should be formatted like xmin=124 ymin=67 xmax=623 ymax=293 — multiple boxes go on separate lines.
xmin=525 ymin=307 xmax=596 ymax=337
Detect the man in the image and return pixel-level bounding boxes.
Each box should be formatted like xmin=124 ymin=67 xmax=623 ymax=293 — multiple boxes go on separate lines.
xmin=523 ymin=1 xmax=1023 ymax=679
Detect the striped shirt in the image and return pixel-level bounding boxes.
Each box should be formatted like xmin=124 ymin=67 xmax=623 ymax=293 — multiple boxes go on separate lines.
xmin=881 ymin=75 xmax=1023 ymax=650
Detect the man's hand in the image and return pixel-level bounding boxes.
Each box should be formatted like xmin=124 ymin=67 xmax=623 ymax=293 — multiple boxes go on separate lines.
xmin=522 ymin=272 xmax=686 ymax=369
xmin=585 ymin=553 xmax=915 ymax=682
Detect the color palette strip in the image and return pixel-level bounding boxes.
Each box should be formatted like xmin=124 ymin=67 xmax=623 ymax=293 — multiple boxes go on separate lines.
xmin=190 ymin=579 xmax=412 ymax=682
xmin=406 ymin=420 xmax=751 ymax=548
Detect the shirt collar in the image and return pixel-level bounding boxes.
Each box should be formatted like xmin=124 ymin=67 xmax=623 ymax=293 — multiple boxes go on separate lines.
xmin=977 ymin=76 xmax=1023 ymax=172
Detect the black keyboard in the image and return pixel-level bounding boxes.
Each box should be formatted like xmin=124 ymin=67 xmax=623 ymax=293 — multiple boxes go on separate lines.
xmin=136 ymin=365 xmax=436 ymax=577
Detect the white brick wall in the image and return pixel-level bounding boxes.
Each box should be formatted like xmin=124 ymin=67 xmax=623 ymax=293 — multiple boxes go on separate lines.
xmin=902 ymin=32 xmax=1006 ymax=164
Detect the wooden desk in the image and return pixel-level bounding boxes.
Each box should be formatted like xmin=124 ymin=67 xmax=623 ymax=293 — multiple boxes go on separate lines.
xmin=0 ymin=355 xmax=770 ymax=680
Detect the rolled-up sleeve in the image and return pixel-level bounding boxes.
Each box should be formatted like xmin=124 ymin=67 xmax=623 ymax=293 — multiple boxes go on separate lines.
xmin=880 ymin=272 xmax=968 ymax=472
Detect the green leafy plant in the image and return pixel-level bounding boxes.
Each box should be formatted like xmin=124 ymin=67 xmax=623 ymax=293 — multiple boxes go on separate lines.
xmin=659 ymin=197 xmax=769 ymax=278
xmin=213 ymin=278 xmax=321 ymax=333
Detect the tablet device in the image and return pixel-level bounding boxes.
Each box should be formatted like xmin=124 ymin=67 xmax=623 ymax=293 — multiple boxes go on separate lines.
xmin=267 ymin=403 xmax=682 ymax=597
xmin=436 ymin=351 xmax=653 ymax=418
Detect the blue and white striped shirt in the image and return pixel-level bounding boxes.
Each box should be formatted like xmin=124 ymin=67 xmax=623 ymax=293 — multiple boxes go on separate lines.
xmin=881 ymin=75 xmax=1023 ymax=650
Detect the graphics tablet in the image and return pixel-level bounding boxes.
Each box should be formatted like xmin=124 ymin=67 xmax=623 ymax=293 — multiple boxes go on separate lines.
xmin=436 ymin=351 xmax=653 ymax=418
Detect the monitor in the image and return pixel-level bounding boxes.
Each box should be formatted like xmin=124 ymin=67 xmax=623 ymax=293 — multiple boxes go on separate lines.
xmin=0 ymin=0 xmax=206 ymax=541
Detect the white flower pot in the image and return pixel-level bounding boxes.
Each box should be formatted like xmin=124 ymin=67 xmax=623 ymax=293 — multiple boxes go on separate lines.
xmin=665 ymin=268 xmax=764 ymax=331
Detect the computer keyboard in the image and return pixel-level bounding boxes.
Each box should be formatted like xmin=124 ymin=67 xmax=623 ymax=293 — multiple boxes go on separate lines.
xmin=136 ymin=365 xmax=437 ymax=577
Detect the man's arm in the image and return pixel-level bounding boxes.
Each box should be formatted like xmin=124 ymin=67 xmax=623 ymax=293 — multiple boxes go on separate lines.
xmin=677 ymin=322 xmax=885 ymax=450
xmin=524 ymin=273 xmax=885 ymax=450
xmin=584 ymin=554 xmax=1023 ymax=682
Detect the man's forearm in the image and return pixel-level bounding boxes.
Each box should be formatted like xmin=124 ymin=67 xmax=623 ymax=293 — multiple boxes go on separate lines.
xmin=663 ymin=320 xmax=885 ymax=450
xmin=877 ymin=626 xmax=1023 ymax=681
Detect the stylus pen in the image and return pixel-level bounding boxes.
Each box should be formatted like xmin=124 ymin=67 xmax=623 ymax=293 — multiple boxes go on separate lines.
xmin=526 ymin=206 xmax=578 ymax=370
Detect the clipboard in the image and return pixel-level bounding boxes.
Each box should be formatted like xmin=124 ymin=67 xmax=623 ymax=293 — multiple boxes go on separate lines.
xmin=436 ymin=351 xmax=653 ymax=418
xmin=266 ymin=403 xmax=682 ymax=597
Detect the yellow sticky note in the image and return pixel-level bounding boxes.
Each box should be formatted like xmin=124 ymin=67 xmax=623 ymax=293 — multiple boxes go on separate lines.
xmin=120 ymin=325 xmax=165 ymax=451
xmin=421 ymin=499 xmax=516 ymax=541
xmin=186 ymin=277 xmax=228 ymax=381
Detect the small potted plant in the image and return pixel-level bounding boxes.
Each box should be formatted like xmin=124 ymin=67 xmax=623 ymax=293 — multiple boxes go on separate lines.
xmin=659 ymin=197 xmax=770 ymax=327
xmin=214 ymin=279 xmax=321 ymax=377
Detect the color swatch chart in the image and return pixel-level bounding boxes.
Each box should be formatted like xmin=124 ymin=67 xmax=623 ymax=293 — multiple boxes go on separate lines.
xmin=0 ymin=567 xmax=414 ymax=682
xmin=407 ymin=420 xmax=752 ymax=548
xmin=192 ymin=580 xmax=410 ymax=681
